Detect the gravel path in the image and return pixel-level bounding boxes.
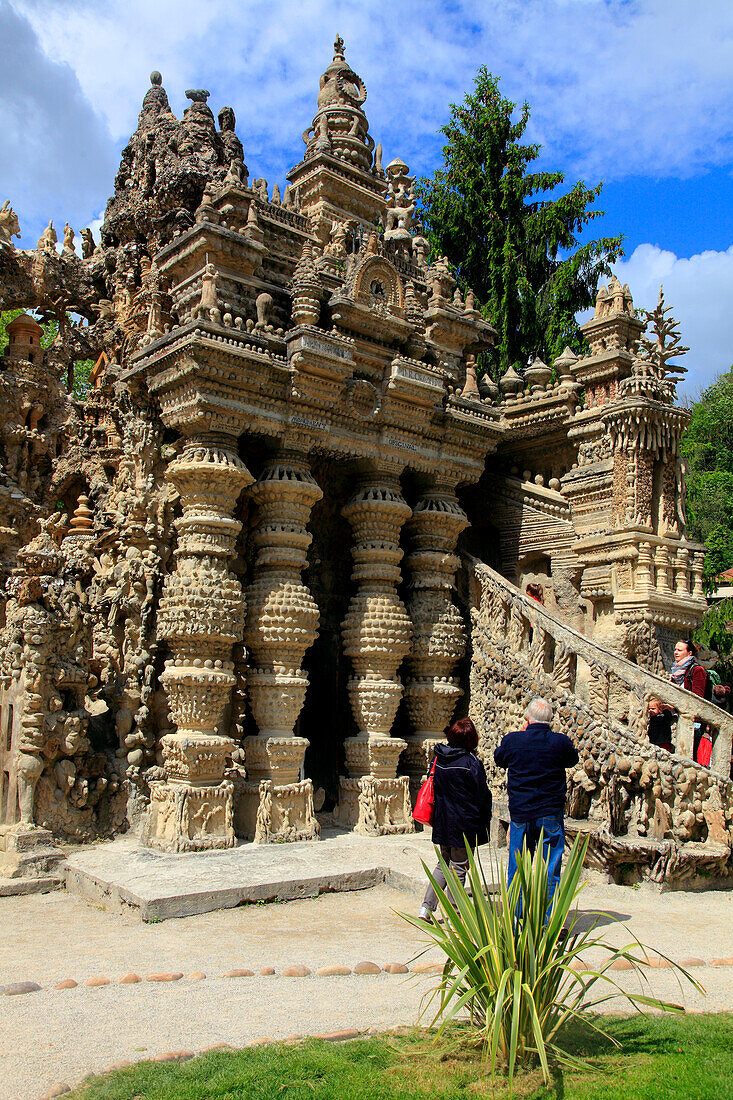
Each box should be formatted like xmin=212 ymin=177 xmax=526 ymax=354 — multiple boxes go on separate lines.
xmin=2 ymin=875 xmax=733 ymax=1099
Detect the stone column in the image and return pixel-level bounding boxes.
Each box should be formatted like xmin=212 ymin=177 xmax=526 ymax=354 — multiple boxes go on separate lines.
xmin=674 ymin=546 xmax=690 ymax=596
xmin=144 ymin=436 xmax=252 ymax=852
xmin=336 ymin=467 xmax=414 ymax=834
xmin=636 ymin=542 xmax=655 ymax=592
xmin=691 ymin=552 xmax=705 ymax=598
xmin=240 ymin=450 xmax=322 ymax=842
xmin=402 ymin=485 xmax=468 ymax=787
xmin=654 ymin=545 xmax=672 ymax=594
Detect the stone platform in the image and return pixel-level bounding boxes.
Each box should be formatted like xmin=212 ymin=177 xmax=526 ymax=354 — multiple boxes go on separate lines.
xmin=64 ymin=828 xmax=447 ymax=921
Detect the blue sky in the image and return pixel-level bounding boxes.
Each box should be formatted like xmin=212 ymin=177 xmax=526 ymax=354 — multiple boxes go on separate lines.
xmin=1 ymin=0 xmax=732 ymax=396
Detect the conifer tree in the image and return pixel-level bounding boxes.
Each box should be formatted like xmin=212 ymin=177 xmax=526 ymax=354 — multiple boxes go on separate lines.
xmin=417 ymin=68 xmax=624 ymax=373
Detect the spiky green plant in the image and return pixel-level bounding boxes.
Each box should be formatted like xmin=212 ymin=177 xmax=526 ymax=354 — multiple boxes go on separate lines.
xmin=402 ymin=835 xmax=702 ymax=1094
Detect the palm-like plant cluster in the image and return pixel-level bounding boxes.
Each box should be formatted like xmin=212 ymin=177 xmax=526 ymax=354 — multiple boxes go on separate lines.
xmin=403 ymin=835 xmax=701 ymax=1094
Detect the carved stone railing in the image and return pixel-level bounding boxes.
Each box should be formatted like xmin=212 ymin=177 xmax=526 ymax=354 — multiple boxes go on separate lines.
xmin=470 ymin=558 xmax=733 ymax=778
xmin=468 ymin=557 xmax=733 ymax=884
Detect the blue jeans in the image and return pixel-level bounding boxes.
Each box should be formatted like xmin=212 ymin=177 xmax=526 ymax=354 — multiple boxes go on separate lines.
xmin=507 ymin=814 xmax=565 ymax=912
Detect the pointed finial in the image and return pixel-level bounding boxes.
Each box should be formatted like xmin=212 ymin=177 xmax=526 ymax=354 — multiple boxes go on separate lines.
xmin=150 ymin=71 xmax=162 ymax=85
xmin=334 ymin=34 xmax=345 ymax=58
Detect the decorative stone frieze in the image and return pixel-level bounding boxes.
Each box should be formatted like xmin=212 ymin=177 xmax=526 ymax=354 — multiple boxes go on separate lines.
xmin=240 ymin=450 xmax=322 ymax=842
xmin=145 ymin=435 xmax=252 ymax=851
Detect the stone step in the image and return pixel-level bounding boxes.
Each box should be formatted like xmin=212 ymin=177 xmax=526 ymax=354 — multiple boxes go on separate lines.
xmin=63 ymin=831 xmax=441 ymax=921
xmin=0 ymin=874 xmax=64 ymax=897
xmin=0 ymin=848 xmax=66 ymax=880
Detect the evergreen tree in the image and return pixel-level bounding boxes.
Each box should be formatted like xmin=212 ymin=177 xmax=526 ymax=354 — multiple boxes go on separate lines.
xmin=681 ymin=366 xmax=733 ymax=586
xmin=416 ymin=68 xmax=624 ymax=373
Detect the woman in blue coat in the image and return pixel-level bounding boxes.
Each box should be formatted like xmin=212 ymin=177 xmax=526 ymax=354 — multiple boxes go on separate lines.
xmin=418 ymin=717 xmax=492 ymax=920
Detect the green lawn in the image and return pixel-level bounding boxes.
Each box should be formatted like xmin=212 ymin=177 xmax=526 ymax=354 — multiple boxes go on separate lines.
xmin=67 ymin=1013 xmax=733 ymax=1100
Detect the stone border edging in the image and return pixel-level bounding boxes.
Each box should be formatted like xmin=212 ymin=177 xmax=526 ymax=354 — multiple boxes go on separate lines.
xmin=5 ymin=953 xmax=733 ymax=999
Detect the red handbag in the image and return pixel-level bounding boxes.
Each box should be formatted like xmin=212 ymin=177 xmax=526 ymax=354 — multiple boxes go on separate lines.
xmin=413 ymin=757 xmax=436 ymax=825
xmin=697 ymin=733 xmax=712 ymax=768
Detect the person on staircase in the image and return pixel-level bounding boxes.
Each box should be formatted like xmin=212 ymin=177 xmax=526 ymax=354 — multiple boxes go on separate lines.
xmin=494 ymin=698 xmax=578 ymax=906
xmin=418 ymin=718 xmax=492 ymax=922
xmin=670 ymin=639 xmax=711 ymax=765
xmin=647 ymin=696 xmax=677 ymax=753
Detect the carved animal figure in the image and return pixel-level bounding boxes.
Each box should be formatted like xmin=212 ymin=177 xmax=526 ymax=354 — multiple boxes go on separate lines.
xmin=0 ymin=200 xmax=20 ymax=247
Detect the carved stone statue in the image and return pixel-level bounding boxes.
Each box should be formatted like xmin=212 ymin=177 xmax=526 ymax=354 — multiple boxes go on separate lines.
xmin=81 ymin=228 xmax=96 ymax=258
xmin=37 ymin=221 xmax=57 ymax=253
xmin=0 ymin=200 xmax=20 ymax=248
xmin=324 ymin=220 xmax=349 ymax=258
xmin=384 ymin=158 xmax=415 ymax=242
xmin=196 ymin=261 xmax=220 ymax=321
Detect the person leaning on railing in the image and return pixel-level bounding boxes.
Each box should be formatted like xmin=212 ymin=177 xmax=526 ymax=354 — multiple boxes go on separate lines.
xmin=670 ymin=639 xmax=711 ymax=766
xmin=647 ymin=696 xmax=677 ymax=753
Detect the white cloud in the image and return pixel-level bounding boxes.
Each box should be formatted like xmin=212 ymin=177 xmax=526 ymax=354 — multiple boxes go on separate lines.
xmin=610 ymin=244 xmax=733 ymax=399
xmin=0 ymin=4 xmax=116 ymax=248
xmin=3 ymin=1 xmax=733 ymax=390
xmin=11 ymin=0 xmax=733 ymax=187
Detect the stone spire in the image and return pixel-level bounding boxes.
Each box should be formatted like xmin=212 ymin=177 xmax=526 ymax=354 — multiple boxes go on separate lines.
xmin=139 ymin=71 xmax=171 ymax=126
xmin=303 ymin=36 xmax=375 ymax=171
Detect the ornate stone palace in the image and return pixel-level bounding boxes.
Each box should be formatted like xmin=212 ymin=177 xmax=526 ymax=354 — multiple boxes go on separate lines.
xmin=0 ymin=41 xmax=731 ymax=882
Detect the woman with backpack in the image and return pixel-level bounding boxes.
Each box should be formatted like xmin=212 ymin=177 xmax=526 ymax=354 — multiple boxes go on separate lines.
xmin=670 ymin=639 xmax=711 ymax=765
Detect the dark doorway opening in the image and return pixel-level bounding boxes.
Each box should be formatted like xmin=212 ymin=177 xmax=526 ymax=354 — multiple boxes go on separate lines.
xmin=300 ymin=457 xmax=358 ymax=807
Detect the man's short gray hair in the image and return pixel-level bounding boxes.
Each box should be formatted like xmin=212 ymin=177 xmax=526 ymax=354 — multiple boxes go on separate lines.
xmin=525 ymin=697 xmax=553 ymax=724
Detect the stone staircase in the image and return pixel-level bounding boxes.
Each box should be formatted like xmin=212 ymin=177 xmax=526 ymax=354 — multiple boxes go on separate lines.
xmin=467 ymin=557 xmax=733 ymax=885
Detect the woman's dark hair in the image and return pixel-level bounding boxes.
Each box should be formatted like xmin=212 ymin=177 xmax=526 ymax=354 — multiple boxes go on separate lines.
xmin=682 ymin=638 xmax=698 ymax=656
xmin=446 ymin=717 xmax=479 ymax=751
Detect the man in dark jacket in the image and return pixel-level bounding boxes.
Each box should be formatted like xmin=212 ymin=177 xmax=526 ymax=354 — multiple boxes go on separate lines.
xmin=494 ymin=697 xmax=578 ymax=905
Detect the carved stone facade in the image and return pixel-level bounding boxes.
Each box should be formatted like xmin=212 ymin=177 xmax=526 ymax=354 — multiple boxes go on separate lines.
xmin=0 ymin=40 xmax=727 ymax=880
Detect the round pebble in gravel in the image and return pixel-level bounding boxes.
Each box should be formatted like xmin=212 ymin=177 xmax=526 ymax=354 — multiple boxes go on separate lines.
xmin=609 ymin=959 xmax=635 ymax=971
xmin=224 ymin=969 xmax=254 ymax=978
xmin=259 ymin=967 xmax=276 ymax=976
xmin=41 ymin=1083 xmax=71 ymax=1098
xmin=315 ymin=965 xmax=352 ymax=976
xmin=282 ymin=965 xmax=311 ymax=977
xmin=354 ymin=962 xmax=381 ymax=975
xmin=187 ymin=971 xmax=206 ymax=981
xmin=382 ymin=963 xmax=409 ymax=974
xmin=679 ymin=958 xmax=706 ymax=967
xmin=118 ymin=973 xmax=141 ymax=984
xmin=147 ymin=972 xmax=183 ymax=982
xmin=84 ymin=977 xmax=111 ymax=987
xmin=53 ymin=979 xmax=78 ymax=990
xmin=1 ymin=981 xmax=41 ymax=996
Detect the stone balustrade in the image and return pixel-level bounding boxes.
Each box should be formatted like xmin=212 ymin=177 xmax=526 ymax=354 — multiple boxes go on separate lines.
xmin=629 ymin=540 xmax=705 ymax=599
xmin=469 ymin=556 xmax=733 ymax=884
xmin=472 ymin=558 xmax=732 ymax=776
